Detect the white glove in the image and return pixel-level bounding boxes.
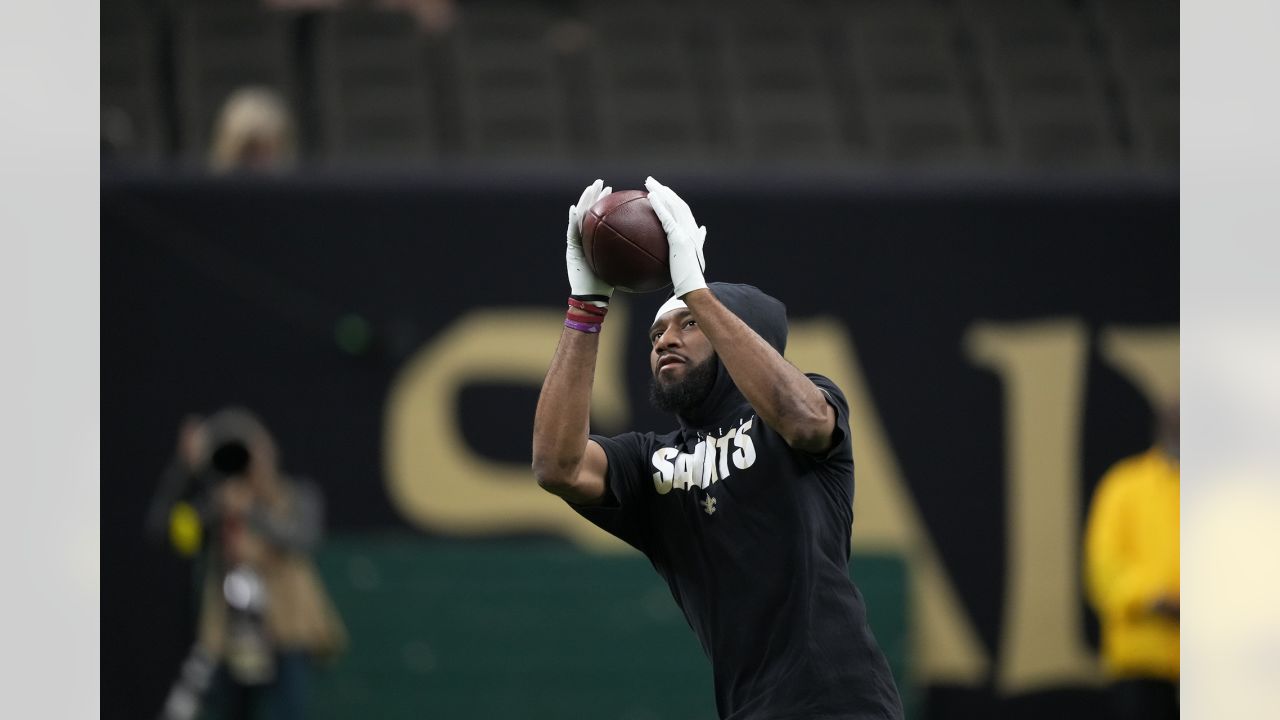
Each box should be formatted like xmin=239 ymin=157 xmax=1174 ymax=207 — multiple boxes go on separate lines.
xmin=645 ymin=176 xmax=707 ymax=298
xmin=565 ymin=179 xmax=615 ymax=299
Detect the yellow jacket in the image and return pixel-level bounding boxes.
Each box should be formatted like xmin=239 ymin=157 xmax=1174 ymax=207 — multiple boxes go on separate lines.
xmin=1084 ymin=448 xmax=1179 ymax=680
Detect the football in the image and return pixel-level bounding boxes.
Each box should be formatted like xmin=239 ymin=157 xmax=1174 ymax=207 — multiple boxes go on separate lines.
xmin=581 ymin=190 xmax=671 ymax=293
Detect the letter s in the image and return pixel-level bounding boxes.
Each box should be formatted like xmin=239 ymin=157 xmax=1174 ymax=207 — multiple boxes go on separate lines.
xmin=651 ymin=447 xmax=678 ymax=494
xmin=732 ymin=418 xmax=756 ymax=470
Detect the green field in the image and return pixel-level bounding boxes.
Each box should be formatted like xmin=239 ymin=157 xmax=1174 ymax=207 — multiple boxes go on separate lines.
xmin=309 ymin=535 xmax=911 ymax=719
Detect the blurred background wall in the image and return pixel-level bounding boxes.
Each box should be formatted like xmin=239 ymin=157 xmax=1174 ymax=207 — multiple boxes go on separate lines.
xmin=102 ymin=0 xmax=1177 ymax=175
xmin=101 ymin=1 xmax=1177 ymax=719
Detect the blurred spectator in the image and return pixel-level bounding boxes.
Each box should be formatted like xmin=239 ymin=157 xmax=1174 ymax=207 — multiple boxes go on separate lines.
xmin=150 ymin=408 xmax=346 ymax=720
xmin=377 ymin=0 xmax=457 ymax=34
xmin=264 ymin=0 xmax=456 ymax=34
xmin=101 ymin=106 xmax=140 ymax=163
xmin=262 ymin=0 xmax=344 ymax=8
xmin=1084 ymin=401 xmax=1180 ymax=720
xmin=208 ymin=87 xmax=297 ymax=174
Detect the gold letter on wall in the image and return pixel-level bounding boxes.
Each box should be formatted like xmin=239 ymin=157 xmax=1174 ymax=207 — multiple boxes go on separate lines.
xmin=966 ymin=319 xmax=1099 ymax=693
xmin=384 ymin=304 xmax=632 ymax=552
xmin=1099 ymin=326 xmax=1180 ymax=406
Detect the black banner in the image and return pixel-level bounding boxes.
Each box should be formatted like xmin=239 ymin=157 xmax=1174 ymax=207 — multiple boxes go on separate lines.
xmin=103 ymin=173 xmax=1176 ymax=719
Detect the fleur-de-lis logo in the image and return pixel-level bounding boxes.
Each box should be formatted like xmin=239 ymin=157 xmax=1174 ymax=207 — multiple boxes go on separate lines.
xmin=701 ymin=495 xmax=717 ymax=516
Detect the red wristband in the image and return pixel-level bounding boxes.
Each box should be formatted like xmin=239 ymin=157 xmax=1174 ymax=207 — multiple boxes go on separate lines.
xmin=567 ymin=297 xmax=608 ymax=316
xmin=566 ymin=309 xmax=603 ymax=325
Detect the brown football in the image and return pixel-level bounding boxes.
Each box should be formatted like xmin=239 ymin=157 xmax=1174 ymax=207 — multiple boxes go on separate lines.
xmin=581 ymin=190 xmax=671 ymax=293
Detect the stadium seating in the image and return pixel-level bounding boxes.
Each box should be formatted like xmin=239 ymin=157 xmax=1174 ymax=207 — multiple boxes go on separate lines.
xmin=840 ymin=1 xmax=982 ymax=167
xmin=101 ymin=0 xmax=166 ymax=164
xmin=313 ymin=9 xmax=438 ymax=166
xmin=172 ymin=0 xmax=299 ymax=164
xmin=963 ymin=0 xmax=1121 ymax=169
xmin=102 ymin=0 xmax=1178 ymax=175
xmin=584 ymin=4 xmax=707 ymax=167
xmin=448 ymin=2 xmax=572 ymax=164
xmin=1089 ymin=0 xmax=1179 ymax=169
xmin=710 ymin=2 xmax=845 ymax=167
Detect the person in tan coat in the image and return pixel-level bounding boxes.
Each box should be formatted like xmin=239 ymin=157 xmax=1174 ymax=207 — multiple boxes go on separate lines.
xmin=150 ymin=408 xmax=346 ymax=720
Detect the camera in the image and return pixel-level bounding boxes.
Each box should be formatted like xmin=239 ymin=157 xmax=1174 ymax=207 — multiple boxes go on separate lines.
xmin=199 ymin=407 xmax=267 ymax=482
xmin=210 ymin=440 xmax=251 ymax=476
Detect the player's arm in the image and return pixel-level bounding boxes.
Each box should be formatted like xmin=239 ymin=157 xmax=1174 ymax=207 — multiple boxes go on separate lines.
xmin=646 ymin=177 xmax=836 ymax=455
xmin=531 ymin=180 xmax=615 ymax=505
xmin=683 ymin=289 xmax=835 ymax=454
xmin=532 ymin=328 xmax=609 ymax=504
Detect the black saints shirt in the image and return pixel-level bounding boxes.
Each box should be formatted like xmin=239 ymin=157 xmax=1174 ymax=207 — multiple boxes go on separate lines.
xmin=571 ymin=283 xmax=903 ymax=720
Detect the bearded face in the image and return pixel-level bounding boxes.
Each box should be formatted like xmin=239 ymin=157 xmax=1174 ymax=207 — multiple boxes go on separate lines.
xmin=649 ymin=353 xmax=718 ymax=415
xmin=648 ymin=307 xmax=717 ymax=416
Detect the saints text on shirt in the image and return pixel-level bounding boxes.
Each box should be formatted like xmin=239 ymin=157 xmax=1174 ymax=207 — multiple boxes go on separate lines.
xmin=650 ymin=417 xmax=758 ymax=494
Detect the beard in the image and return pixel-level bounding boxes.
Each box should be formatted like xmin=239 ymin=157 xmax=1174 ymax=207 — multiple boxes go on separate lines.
xmin=649 ymin=355 xmax=718 ymax=415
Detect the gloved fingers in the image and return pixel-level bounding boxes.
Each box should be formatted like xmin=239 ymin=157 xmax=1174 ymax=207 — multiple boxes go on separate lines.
xmin=571 ymin=179 xmax=608 ymax=239
xmin=645 ymin=176 xmax=672 ymax=212
xmin=565 ymin=180 xmax=618 ymax=298
xmin=575 ymin=179 xmax=604 ymax=215
xmin=665 ymin=186 xmax=696 ymax=228
xmin=646 ymin=184 xmax=679 ymax=234
xmin=593 ymin=186 xmax=613 ymax=220
xmin=567 ymin=205 xmax=583 ymax=243
xmin=643 ymin=176 xmax=670 ymax=220
xmin=647 ymin=177 xmax=698 ymax=232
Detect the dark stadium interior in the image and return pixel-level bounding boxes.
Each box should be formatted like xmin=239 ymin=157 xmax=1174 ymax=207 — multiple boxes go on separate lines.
xmin=101 ymin=2 xmax=1178 ymax=719
xmin=102 ymin=0 xmax=1177 ymax=174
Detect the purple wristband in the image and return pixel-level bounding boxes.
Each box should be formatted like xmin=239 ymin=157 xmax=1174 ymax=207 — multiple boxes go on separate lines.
xmin=564 ymin=318 xmax=602 ymax=334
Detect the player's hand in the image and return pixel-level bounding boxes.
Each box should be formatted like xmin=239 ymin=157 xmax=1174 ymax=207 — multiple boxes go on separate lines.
xmin=566 ymin=179 xmax=614 ymax=299
xmin=645 ymin=176 xmax=707 ymax=298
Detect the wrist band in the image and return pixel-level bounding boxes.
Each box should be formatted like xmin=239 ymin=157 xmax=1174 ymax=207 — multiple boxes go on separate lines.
xmin=566 ymin=296 xmax=606 ymax=334
xmin=564 ymin=318 xmax=602 ymax=334
xmin=568 ymin=297 xmax=608 ymax=316
xmin=566 ymin=306 xmax=603 ymax=321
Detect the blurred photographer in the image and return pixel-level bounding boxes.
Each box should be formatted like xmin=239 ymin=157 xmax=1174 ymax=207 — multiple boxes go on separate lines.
xmin=1084 ymin=401 xmax=1179 ymax=720
xmin=148 ymin=408 xmax=346 ymax=720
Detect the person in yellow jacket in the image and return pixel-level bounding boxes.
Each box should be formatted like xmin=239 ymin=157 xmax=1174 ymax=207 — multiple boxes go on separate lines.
xmin=1084 ymin=402 xmax=1179 ymax=720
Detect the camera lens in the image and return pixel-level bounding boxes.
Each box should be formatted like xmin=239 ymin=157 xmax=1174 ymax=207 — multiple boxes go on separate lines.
xmin=211 ymin=441 xmax=251 ymax=475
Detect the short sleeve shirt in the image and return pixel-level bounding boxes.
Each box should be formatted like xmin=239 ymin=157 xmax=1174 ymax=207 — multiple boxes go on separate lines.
xmin=572 ymin=374 xmax=903 ymax=720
